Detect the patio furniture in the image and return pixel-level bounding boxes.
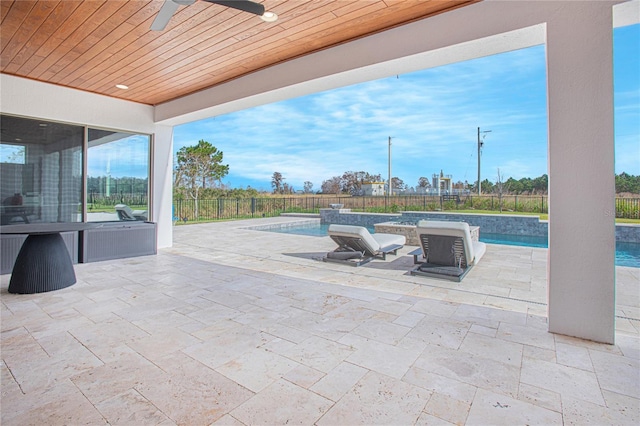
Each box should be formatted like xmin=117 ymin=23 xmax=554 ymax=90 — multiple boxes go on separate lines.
xmin=410 ymin=220 xmax=486 ymax=282
xmin=324 ymin=224 xmax=405 ymax=266
xmin=1 ymin=223 xmax=102 ymax=294
xmin=115 ymin=204 xmax=148 ymax=221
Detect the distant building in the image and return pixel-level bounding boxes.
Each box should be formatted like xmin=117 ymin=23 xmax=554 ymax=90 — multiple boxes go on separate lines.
xmin=362 ymin=181 xmax=386 ymax=196
xmin=433 ymin=170 xmax=453 ymax=195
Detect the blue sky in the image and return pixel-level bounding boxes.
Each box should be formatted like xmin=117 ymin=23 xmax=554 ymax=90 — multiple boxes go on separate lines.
xmin=174 ymin=24 xmax=639 ymax=193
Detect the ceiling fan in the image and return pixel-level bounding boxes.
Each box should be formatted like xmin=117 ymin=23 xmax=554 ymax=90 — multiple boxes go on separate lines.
xmin=151 ymin=0 xmax=266 ymax=31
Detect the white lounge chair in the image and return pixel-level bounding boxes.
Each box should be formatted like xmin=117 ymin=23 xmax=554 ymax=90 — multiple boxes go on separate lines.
xmin=410 ymin=220 xmax=486 ymax=282
xmin=115 ymin=204 xmax=148 ymax=221
xmin=324 ymin=224 xmax=406 ymax=266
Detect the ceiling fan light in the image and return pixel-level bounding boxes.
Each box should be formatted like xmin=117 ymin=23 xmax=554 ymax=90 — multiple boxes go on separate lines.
xmin=260 ymin=11 xmax=277 ymax=22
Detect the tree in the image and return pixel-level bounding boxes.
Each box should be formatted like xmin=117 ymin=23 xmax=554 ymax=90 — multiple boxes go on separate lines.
xmin=271 ymin=172 xmax=284 ymax=194
xmin=391 ymin=177 xmax=406 ymax=192
xmin=480 ymin=178 xmax=494 ymax=194
xmin=532 ymin=174 xmax=548 ymax=194
xmin=321 ymin=176 xmax=342 ymax=194
xmin=303 ymin=181 xmax=313 ymax=194
xmin=175 ymin=140 xmax=229 ymax=218
xmin=341 ymin=171 xmax=381 ymax=195
xmin=417 ymin=177 xmax=431 ymax=188
xmin=615 ymin=172 xmax=640 ymax=194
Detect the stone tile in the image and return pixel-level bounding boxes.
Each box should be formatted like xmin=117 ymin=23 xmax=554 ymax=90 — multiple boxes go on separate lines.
xmin=280 ymin=335 xmax=355 ymax=373
xmin=317 ymin=371 xmax=430 ymax=425
xmin=602 ymin=390 xmax=640 ymax=424
xmin=1 ymin=380 xmax=107 ymax=425
xmin=589 ymin=349 xmax=640 ymax=399
xmin=452 ymin=304 xmax=528 ymax=328
xmin=94 ymin=388 xmax=172 ymax=425
xmin=520 ymin=357 xmax=605 ymax=406
xmin=362 ymin=297 xmax=413 ymax=315
xmin=402 ymin=366 xmax=474 ymax=404
xmin=231 ymin=379 xmax=332 ymax=425
xmin=183 ymin=325 xmax=273 ymax=369
xmin=127 ymin=328 xmax=202 ymax=362
xmin=497 ymin=321 xmax=556 ymax=350
xmin=523 ymin=344 xmax=556 ymax=362
xmin=351 ymin=318 xmax=411 ymax=345
xmin=555 ymin=342 xmax=594 ymax=371
xmin=468 ymin=323 xmax=497 ymax=337
xmin=394 ymin=309 xmax=426 ymax=327
xmin=279 ymin=307 xmax=360 ymax=341
xmin=424 ymin=392 xmax=471 ymax=425
xmin=415 ymin=412 xmax=456 ymax=425
xmin=282 ymin=364 xmax=325 ymax=389
xmin=561 ymin=393 xmax=639 ymax=426
xmin=71 ymin=352 xmax=164 ymax=404
xmin=136 ymin=352 xmax=254 ymax=425
xmin=411 ymin=298 xmax=459 ymax=318
xmin=310 ymin=361 xmax=368 ymax=401
xmin=517 ymin=383 xmax=562 ymax=413
xmin=414 ymin=344 xmax=520 ymax=398
xmin=215 ymin=347 xmax=301 ymax=392
xmin=405 ymin=315 xmax=471 ymax=350
xmin=466 ymin=388 xmax=562 ymax=425
xmin=251 ymin=322 xmax=312 ymax=344
xmin=210 ymin=414 xmax=246 ymax=425
xmin=459 ymin=332 xmax=523 ymax=367
xmin=340 ymin=334 xmax=422 ymax=379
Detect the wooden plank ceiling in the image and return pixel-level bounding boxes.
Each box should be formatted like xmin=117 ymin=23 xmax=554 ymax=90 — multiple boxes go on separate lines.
xmin=1 ymin=0 xmax=477 ymax=106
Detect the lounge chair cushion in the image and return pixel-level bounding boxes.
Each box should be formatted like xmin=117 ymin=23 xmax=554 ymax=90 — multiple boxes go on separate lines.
xmin=371 ymin=232 xmax=406 ymax=249
xmin=328 ymin=224 xmax=405 ymax=254
xmin=328 ymin=224 xmax=382 ymax=252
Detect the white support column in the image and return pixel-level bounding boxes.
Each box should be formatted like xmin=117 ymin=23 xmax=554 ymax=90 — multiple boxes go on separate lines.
xmin=153 ymin=125 xmax=174 ymax=249
xmin=546 ymin=3 xmax=616 ymax=343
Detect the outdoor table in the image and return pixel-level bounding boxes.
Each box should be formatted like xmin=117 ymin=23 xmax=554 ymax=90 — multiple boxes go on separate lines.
xmin=1 ymin=223 xmax=101 ymax=294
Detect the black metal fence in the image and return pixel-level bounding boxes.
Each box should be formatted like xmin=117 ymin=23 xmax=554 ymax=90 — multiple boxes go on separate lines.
xmin=173 ymin=196 xmax=639 ymax=223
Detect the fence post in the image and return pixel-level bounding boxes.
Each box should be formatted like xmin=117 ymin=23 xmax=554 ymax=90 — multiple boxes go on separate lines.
xmin=515 ymin=195 xmax=518 ymax=212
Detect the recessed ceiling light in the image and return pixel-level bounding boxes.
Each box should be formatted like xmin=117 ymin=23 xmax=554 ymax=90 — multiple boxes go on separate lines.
xmin=39 ymin=123 xmax=47 ymax=127
xmin=115 ymin=84 xmax=129 ymax=90
xmin=260 ymin=11 xmax=277 ymax=22
xmin=15 ymin=138 xmax=22 ymax=142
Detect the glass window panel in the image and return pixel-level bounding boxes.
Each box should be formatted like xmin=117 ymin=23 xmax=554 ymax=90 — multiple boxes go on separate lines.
xmin=87 ymin=129 xmax=150 ymax=222
xmin=1 ymin=115 xmax=83 ymax=224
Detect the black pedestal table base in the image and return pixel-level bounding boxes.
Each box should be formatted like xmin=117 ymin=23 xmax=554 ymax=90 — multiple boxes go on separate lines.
xmin=8 ymin=233 xmax=76 ymax=294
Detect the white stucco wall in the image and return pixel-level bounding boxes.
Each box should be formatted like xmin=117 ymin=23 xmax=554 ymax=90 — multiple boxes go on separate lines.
xmin=0 ymin=74 xmax=173 ymax=248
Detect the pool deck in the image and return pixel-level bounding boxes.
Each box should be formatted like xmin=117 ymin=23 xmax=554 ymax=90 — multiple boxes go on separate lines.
xmin=1 ymin=216 xmax=638 ymax=425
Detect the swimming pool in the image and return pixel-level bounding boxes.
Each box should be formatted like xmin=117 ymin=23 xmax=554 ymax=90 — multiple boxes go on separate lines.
xmin=263 ymin=223 xmax=640 ymax=268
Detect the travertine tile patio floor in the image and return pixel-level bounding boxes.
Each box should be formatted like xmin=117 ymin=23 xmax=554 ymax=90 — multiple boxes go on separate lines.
xmin=1 ymin=217 xmax=638 ymax=425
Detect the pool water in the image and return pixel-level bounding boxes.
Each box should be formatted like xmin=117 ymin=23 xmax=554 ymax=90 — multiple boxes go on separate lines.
xmin=264 ymin=223 xmax=640 ymax=268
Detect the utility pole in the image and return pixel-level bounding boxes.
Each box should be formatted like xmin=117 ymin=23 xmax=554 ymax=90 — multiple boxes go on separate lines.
xmin=388 ymin=136 xmax=392 ymax=197
xmin=477 ymin=127 xmax=491 ymax=195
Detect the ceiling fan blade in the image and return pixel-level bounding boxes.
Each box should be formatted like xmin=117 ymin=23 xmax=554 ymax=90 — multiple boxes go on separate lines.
xmin=205 ymin=0 xmax=265 ymax=16
xmin=151 ymin=0 xmax=181 ymax=31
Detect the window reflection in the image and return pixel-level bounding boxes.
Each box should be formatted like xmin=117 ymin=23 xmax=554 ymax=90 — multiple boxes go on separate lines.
xmin=0 ymin=115 xmax=83 ymax=224
xmin=87 ymin=129 xmax=150 ymax=222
